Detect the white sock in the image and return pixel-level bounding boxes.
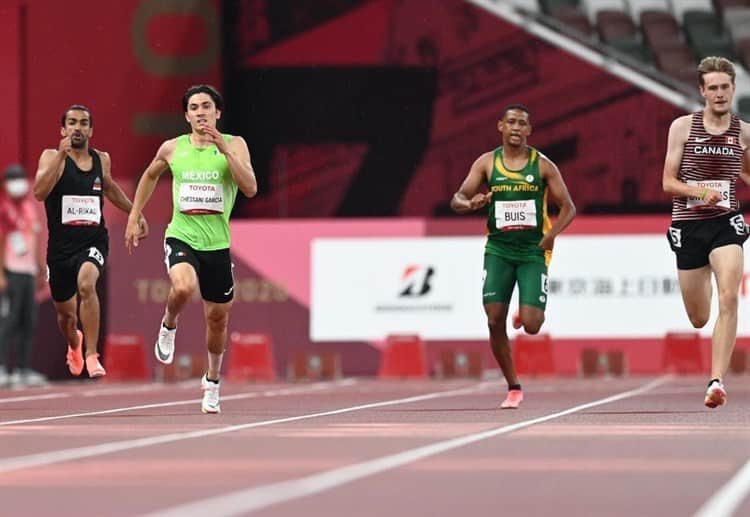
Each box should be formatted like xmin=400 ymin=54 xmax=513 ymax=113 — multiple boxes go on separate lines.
xmin=207 ymin=352 xmax=223 ymax=381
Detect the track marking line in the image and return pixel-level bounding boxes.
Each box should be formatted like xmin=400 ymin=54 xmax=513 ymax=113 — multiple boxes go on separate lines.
xmin=0 ymin=380 xmax=357 ymax=427
xmin=0 ymin=382 xmax=492 ymax=474
xmin=0 ymin=393 xmax=70 ymax=404
xmin=144 ymin=376 xmax=672 ymax=517
xmin=693 ymin=457 xmax=750 ymax=517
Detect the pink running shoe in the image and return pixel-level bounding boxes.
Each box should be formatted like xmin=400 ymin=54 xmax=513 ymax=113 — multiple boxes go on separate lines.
xmin=86 ymin=353 xmax=106 ymax=378
xmin=511 ymin=312 xmax=522 ymax=330
xmin=66 ymin=330 xmax=84 ymax=376
xmin=704 ymin=380 xmax=726 ymax=408
xmin=501 ymin=389 xmax=523 ymax=409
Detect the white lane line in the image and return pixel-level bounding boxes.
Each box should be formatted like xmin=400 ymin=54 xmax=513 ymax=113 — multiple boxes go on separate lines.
xmin=144 ymin=376 xmax=672 ymax=517
xmin=0 ymin=380 xmax=356 ymax=427
xmin=0 ymin=393 xmax=70 ymax=404
xmin=0 ymin=382 xmax=491 ymax=475
xmin=693 ymin=457 xmax=750 ymax=517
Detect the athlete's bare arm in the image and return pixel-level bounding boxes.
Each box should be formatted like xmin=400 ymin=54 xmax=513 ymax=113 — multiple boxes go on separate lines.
xmin=450 ymin=152 xmax=492 ymax=213
xmin=739 ymin=120 xmax=750 ymax=186
xmin=33 ymin=136 xmax=72 ymax=201
xmin=98 ymin=151 xmax=148 ymax=241
xmin=662 ymin=115 xmax=723 ymax=205
xmin=202 ymin=126 xmax=257 ymax=198
xmin=125 ymin=139 xmax=176 ymax=253
xmin=538 ymin=155 xmax=576 ymax=251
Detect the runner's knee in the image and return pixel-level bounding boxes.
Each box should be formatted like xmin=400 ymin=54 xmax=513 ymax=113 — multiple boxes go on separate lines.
xmin=717 ymin=289 xmax=738 ymax=315
xmin=171 ymin=277 xmax=196 ymax=300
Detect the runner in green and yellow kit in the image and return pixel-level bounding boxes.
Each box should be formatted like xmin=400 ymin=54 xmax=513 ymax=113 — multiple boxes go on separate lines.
xmin=451 ymin=104 xmax=575 ymax=409
xmin=125 ymin=85 xmax=257 ymax=414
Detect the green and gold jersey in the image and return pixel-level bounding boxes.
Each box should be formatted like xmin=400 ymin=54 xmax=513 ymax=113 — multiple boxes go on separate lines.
xmin=165 ymin=134 xmax=238 ymax=251
xmin=485 ymin=145 xmax=551 ymax=264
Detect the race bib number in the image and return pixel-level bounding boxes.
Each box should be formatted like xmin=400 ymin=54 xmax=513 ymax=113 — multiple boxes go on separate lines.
xmin=178 ymin=183 xmax=224 ymax=215
xmin=495 ymin=200 xmax=537 ymax=231
xmin=686 ymin=180 xmax=730 ymax=209
xmin=62 ymin=195 xmax=101 ymax=226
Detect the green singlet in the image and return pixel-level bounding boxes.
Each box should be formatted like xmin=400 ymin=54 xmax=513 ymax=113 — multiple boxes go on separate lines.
xmin=485 ymin=145 xmax=550 ymax=265
xmin=165 ymin=134 xmax=238 ymax=251
xmin=482 ymin=146 xmax=551 ymax=309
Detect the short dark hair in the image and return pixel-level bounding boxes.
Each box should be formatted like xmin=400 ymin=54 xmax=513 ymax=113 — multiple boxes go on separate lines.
xmin=61 ymin=104 xmax=93 ymax=127
xmin=501 ymin=104 xmax=530 ymax=120
xmin=182 ymin=84 xmax=224 ymax=112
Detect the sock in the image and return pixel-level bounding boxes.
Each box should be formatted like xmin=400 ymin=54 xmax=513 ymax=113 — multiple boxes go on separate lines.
xmin=708 ymin=378 xmax=721 ymax=388
xmin=207 ymin=351 xmax=223 ymax=381
xmin=204 ymin=375 xmax=219 ymax=384
xmin=162 ymin=321 xmax=176 ymax=331
xmin=508 ymin=383 xmax=522 ymax=391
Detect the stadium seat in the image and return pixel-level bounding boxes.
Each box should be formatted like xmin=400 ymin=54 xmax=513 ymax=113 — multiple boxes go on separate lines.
xmin=712 ymin=0 xmax=750 ymax=16
xmin=597 ymin=9 xmax=638 ymax=41
xmin=738 ymin=37 xmax=750 ymax=68
xmin=670 ymin=0 xmax=713 ymax=22
xmin=723 ymin=7 xmax=750 ymax=44
xmin=641 ymin=10 xmax=681 ymax=50
xmin=540 ymin=0 xmax=581 ymax=15
xmin=654 ymin=41 xmax=697 ymax=83
xmin=627 ymin=0 xmax=670 ymax=24
xmin=552 ymin=6 xmax=595 ymax=35
xmin=582 ymin=0 xmax=628 ymax=23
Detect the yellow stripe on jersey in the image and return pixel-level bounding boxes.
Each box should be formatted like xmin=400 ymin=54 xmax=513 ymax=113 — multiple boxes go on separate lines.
xmin=494 ymin=147 xmax=539 ymax=181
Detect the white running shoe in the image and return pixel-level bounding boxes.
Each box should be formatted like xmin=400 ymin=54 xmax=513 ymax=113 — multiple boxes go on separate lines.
xmin=705 ymin=380 xmax=727 ymax=408
xmin=201 ymin=374 xmax=221 ymax=414
xmin=154 ymin=323 xmax=176 ymax=365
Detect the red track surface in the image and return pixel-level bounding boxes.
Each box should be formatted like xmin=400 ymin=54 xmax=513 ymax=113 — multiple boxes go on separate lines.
xmin=0 ymin=375 xmax=749 ymax=516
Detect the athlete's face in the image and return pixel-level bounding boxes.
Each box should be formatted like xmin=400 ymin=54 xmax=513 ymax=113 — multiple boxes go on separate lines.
xmin=498 ymin=109 xmax=531 ymax=148
xmin=185 ymin=93 xmax=221 ymax=134
xmin=60 ymin=110 xmax=92 ymax=149
xmin=700 ymin=72 xmax=735 ymax=116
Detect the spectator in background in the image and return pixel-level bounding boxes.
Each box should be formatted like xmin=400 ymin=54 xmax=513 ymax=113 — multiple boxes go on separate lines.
xmin=0 ymin=164 xmax=46 ymax=387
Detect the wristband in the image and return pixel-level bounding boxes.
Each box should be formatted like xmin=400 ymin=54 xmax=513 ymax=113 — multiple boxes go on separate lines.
xmin=700 ymin=189 xmax=708 ymax=200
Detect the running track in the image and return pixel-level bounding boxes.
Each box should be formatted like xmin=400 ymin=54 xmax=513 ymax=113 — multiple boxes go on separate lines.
xmin=0 ymin=375 xmax=749 ymax=516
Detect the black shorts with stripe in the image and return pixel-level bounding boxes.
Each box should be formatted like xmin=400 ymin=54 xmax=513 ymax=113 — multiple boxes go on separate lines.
xmin=164 ymin=237 xmax=234 ymax=303
xmin=666 ymin=211 xmax=748 ymax=270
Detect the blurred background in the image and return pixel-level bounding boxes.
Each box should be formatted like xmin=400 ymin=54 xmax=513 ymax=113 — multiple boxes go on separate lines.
xmin=2 ymin=0 xmax=749 ymax=385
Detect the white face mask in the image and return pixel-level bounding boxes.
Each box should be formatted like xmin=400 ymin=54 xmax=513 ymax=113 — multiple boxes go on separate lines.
xmin=6 ymin=178 xmax=29 ymax=199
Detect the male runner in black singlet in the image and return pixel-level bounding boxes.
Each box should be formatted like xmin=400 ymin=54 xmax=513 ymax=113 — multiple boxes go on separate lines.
xmin=33 ymin=105 xmax=148 ymax=378
xmin=663 ymin=57 xmax=750 ymax=408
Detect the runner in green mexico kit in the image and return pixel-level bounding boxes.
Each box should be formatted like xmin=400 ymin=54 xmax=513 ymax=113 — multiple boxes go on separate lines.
xmin=125 ymin=85 xmax=257 ymax=414
xmin=451 ymin=104 xmax=576 ymax=409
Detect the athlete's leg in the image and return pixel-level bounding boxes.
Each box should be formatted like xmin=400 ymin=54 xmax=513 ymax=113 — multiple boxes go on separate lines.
xmin=707 ymin=244 xmax=743 ymax=381
xmin=77 ymin=262 xmax=101 ymax=358
xmin=164 ymin=263 xmax=198 ymax=328
xmin=484 ymin=301 xmax=520 ymax=387
xmin=677 ymin=266 xmax=712 ymax=329
xmin=203 ymin=300 xmax=232 ymax=380
xmin=53 ymin=296 xmax=79 ymax=349
xmin=515 ymin=261 xmax=549 ymax=334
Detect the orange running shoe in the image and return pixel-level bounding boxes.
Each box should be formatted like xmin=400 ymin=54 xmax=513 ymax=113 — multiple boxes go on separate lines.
xmin=86 ymin=353 xmax=106 ymax=378
xmin=704 ymin=380 xmax=727 ymax=408
xmin=511 ymin=311 xmax=522 ymax=330
xmin=501 ymin=389 xmax=523 ymax=409
xmin=66 ymin=330 xmax=84 ymax=376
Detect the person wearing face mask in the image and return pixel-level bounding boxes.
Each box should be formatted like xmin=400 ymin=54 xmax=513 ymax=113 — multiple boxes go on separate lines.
xmin=0 ymin=164 xmax=46 ymax=387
